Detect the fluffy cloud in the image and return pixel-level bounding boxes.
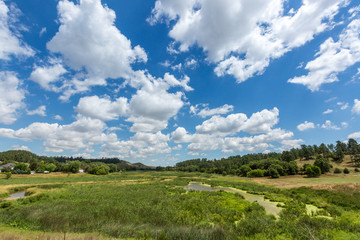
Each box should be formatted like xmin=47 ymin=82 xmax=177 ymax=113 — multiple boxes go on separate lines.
xmin=29 ymin=63 xmax=67 ymax=91
xmin=352 ymin=99 xmax=360 ymax=115
xmin=0 ymin=0 xmax=33 ymax=60
xmin=279 ymin=139 xmax=304 ymax=151
xmin=150 ymin=0 xmax=347 ymax=83
xmin=321 ymin=120 xmax=340 ymax=130
xmin=297 ymin=121 xmax=315 ymax=131
xmin=195 ymin=108 xmax=279 ymax=136
xmin=48 ymin=0 xmax=146 ymax=79
xmin=348 ymin=131 xmax=360 ymax=139
xmin=12 ymin=145 xmax=30 ymax=151
xmin=323 ymin=109 xmax=333 ymax=114
xmin=190 ymin=104 xmax=234 ymax=118
xmin=289 ymin=19 xmax=360 ymax=91
xmin=101 ymin=131 xmax=171 ymax=159
xmin=172 ymin=107 xmax=296 ymax=154
xmin=337 ymin=102 xmax=349 ymax=110
xmin=76 ymin=96 xmax=129 ymax=121
xmin=0 ymin=115 xmax=112 ymax=153
xmin=39 ymin=0 xmax=148 ymax=99
xmin=27 ymin=105 xmax=46 ymax=117
xmin=126 ymin=71 xmax=191 ymax=132
xmin=0 ymin=71 xmax=25 ymax=124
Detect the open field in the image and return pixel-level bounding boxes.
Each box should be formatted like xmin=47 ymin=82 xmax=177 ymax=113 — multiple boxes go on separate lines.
xmin=0 ymin=171 xmax=360 ymax=239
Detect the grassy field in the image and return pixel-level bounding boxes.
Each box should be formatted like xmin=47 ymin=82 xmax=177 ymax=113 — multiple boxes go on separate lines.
xmin=0 ymin=171 xmax=360 ymax=239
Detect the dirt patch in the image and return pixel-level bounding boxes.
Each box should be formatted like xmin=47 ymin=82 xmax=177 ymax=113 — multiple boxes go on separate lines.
xmin=252 ymin=174 xmax=360 ymax=190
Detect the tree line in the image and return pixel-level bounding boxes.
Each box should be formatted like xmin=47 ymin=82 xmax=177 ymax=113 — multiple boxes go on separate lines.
xmin=168 ymin=138 xmax=360 ymax=178
xmin=0 ymin=150 xmax=153 ymax=175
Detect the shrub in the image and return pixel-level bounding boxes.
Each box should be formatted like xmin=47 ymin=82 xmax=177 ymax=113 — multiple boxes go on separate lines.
xmin=239 ymin=165 xmax=252 ymax=176
xmin=305 ymin=165 xmax=321 ymax=178
xmin=85 ymin=162 xmax=110 ymax=175
xmin=268 ymin=164 xmax=284 ymax=176
xmin=334 ymin=168 xmax=342 ymax=174
xmin=355 ymin=168 xmax=359 ymax=172
xmin=343 ymin=168 xmax=350 ymax=174
xmin=13 ymin=163 xmax=30 ymax=173
xmin=12 ymin=169 xmax=30 ymax=174
xmin=5 ymin=172 xmax=11 ymax=179
xmin=247 ymin=169 xmax=265 ymax=178
xmin=267 ymin=167 xmax=280 ymax=178
xmin=288 ymin=161 xmax=299 ymax=175
xmin=314 ymin=158 xmax=331 ymax=174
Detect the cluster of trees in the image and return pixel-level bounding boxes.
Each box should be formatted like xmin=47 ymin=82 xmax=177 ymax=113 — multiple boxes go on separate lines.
xmin=173 ymin=139 xmax=360 ymax=178
xmin=282 ymin=139 xmax=360 ymax=164
xmin=0 ymin=150 xmax=153 ymax=175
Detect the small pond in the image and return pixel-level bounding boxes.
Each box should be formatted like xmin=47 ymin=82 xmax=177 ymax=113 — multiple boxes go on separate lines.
xmin=6 ymin=191 xmax=25 ymax=200
xmin=185 ymin=182 xmax=282 ymax=217
xmin=185 ymin=182 xmax=322 ymax=218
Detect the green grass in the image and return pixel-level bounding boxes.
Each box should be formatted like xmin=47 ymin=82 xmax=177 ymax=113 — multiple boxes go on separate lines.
xmin=0 ymin=171 xmax=359 ymax=239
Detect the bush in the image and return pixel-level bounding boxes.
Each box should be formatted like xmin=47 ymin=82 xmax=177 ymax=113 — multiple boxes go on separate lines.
xmin=305 ymin=165 xmax=321 ymax=178
xmin=268 ymin=164 xmax=284 ymax=176
xmin=267 ymin=167 xmax=280 ymax=178
xmin=343 ymin=168 xmax=350 ymax=174
xmin=13 ymin=163 xmax=30 ymax=173
xmin=314 ymin=158 xmax=331 ymax=174
xmin=5 ymin=172 xmax=11 ymax=179
xmin=247 ymin=169 xmax=265 ymax=178
xmin=355 ymin=168 xmax=359 ymax=172
xmin=239 ymin=165 xmax=252 ymax=176
xmin=12 ymin=169 xmax=30 ymax=174
xmin=85 ymin=162 xmax=110 ymax=175
xmin=334 ymin=168 xmax=342 ymax=174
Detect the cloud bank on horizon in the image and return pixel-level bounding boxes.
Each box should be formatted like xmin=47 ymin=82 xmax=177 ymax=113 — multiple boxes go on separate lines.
xmin=0 ymin=0 xmax=359 ymax=165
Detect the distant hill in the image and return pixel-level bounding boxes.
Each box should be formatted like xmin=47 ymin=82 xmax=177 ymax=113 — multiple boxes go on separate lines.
xmin=0 ymin=150 xmax=154 ymax=171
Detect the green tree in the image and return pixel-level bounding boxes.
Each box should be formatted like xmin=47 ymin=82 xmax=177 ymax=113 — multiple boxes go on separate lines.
xmin=5 ymin=172 xmax=11 ymax=179
xmin=281 ymin=151 xmax=295 ymax=162
xmin=239 ymin=165 xmax=252 ymax=176
xmin=267 ymin=167 xmax=280 ymax=178
xmin=45 ymin=163 xmax=57 ymax=172
xmin=66 ymin=161 xmax=81 ymax=173
xmin=314 ymin=157 xmax=332 ymax=174
xmin=305 ymin=165 xmax=321 ymax=177
xmin=247 ymin=169 xmax=265 ymax=178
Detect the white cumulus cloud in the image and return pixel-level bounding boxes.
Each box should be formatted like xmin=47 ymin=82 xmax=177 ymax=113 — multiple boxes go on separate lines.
xmin=0 ymin=0 xmax=34 ymax=60
xmin=289 ymin=19 xmax=360 ymax=91
xmin=190 ymin=104 xmax=234 ymax=118
xmin=352 ymin=99 xmax=360 ymax=115
xmin=26 ymin=105 xmax=46 ymax=117
xmin=297 ymin=121 xmax=315 ymax=131
xmin=0 ymin=71 xmax=25 ymax=124
xmin=348 ymin=131 xmax=360 ymax=139
xmin=150 ymin=0 xmax=347 ymax=83
xmin=321 ymin=120 xmax=340 ymax=130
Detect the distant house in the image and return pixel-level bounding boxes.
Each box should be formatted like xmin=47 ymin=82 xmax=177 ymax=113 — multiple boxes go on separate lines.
xmin=0 ymin=163 xmax=16 ymax=172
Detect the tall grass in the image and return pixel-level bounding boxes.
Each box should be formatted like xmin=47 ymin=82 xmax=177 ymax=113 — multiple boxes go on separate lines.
xmin=0 ymin=171 xmax=359 ymax=239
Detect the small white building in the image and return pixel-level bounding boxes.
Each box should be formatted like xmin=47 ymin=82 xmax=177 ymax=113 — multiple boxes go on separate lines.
xmin=0 ymin=163 xmax=15 ymax=172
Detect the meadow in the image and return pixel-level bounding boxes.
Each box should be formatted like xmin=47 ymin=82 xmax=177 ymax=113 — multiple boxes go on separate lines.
xmin=0 ymin=171 xmax=360 ymax=239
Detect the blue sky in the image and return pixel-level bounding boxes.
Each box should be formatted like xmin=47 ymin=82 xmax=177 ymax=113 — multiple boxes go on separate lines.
xmin=0 ymin=0 xmax=360 ymax=166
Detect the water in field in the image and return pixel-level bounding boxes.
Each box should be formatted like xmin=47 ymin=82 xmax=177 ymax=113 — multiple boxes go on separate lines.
xmin=6 ymin=191 xmax=25 ymax=200
xmin=185 ymin=182 xmax=282 ymax=216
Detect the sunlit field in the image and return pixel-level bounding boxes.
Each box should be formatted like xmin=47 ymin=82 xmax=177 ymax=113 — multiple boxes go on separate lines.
xmin=1 ymin=171 xmax=360 ymax=239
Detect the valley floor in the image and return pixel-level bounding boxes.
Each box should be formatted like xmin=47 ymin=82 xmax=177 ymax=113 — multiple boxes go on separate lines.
xmin=0 ymin=171 xmax=360 ymax=239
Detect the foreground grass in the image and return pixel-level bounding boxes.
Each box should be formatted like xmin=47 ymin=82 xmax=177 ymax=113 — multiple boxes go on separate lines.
xmin=0 ymin=171 xmax=360 ymax=239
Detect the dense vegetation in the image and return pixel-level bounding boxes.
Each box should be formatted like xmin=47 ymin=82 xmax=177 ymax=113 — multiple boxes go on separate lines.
xmin=0 ymin=150 xmax=153 ymax=175
xmin=171 ymin=139 xmax=360 ymax=178
xmin=0 ymin=172 xmax=359 ymax=239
